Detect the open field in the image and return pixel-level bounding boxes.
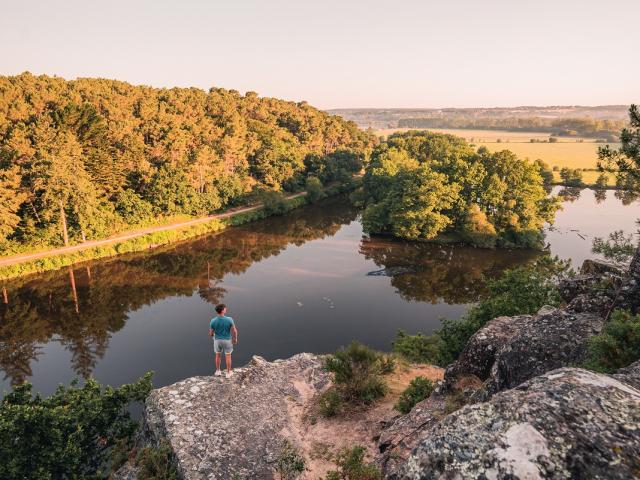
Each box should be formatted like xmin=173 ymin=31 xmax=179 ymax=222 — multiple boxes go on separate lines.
xmin=377 ymin=128 xmax=621 ymax=171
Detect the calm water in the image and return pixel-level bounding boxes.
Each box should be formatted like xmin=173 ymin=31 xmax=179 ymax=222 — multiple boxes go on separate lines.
xmin=1 ymin=188 xmax=638 ymax=395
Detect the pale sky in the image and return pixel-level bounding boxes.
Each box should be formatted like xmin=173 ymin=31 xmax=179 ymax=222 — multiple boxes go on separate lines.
xmin=1 ymin=0 xmax=638 ymax=109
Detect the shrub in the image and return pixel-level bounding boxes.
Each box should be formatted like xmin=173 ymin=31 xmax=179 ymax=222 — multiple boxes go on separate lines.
xmin=276 ymin=440 xmax=306 ymax=480
xmin=392 ymin=330 xmax=442 ymax=364
xmin=136 ymin=440 xmax=179 ymax=480
xmin=0 ymin=373 xmax=153 ymax=480
xmin=592 ymin=230 xmax=637 ymax=264
xmin=323 ymin=446 xmax=381 ymax=480
xmin=324 ymin=342 xmax=387 ymax=404
xmin=318 ymin=389 xmax=343 ymax=417
xmin=583 ymin=310 xmax=640 ymax=373
xmin=305 ymin=176 xmax=325 ymax=204
xmin=378 ymin=354 xmax=396 ymax=374
xmin=394 ymin=376 xmax=434 ymax=414
xmin=259 ymin=190 xmax=290 ymax=215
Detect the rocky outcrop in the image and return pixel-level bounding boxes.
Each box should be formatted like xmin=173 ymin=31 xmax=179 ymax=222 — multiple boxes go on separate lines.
xmin=142 ymin=354 xmax=329 ymax=480
xmin=378 ymin=395 xmax=444 ymax=476
xmin=444 ymin=307 xmax=605 ymax=396
xmin=392 ymin=366 xmax=640 ymax=480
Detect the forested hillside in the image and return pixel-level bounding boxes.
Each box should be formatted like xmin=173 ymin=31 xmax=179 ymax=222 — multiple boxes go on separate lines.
xmin=0 ymin=73 xmax=375 ymax=251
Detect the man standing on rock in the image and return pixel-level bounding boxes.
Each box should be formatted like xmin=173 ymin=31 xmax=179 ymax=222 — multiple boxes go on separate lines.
xmin=209 ymin=304 xmax=238 ymax=378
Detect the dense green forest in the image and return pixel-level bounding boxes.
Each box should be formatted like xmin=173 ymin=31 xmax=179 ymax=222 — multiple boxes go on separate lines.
xmin=397 ymin=116 xmax=624 ymax=140
xmin=0 ymin=73 xmax=375 ymax=252
xmin=358 ymin=131 xmax=560 ymax=248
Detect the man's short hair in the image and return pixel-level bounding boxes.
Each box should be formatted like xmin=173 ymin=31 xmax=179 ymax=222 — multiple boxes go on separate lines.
xmin=215 ymin=304 xmax=226 ymax=314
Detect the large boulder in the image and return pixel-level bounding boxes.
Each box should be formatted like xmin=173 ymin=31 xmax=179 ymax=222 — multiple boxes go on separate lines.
xmin=444 ymin=308 xmax=605 ymax=396
xmin=393 ymin=367 xmax=640 ymax=480
xmin=143 ymin=353 xmax=330 ymax=479
xmin=378 ymin=395 xmax=444 ymax=476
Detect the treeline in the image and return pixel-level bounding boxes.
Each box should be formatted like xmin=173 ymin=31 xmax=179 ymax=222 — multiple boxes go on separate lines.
xmin=357 ymin=131 xmax=560 ymax=248
xmin=0 ymin=73 xmax=375 ymax=251
xmin=397 ymin=116 xmax=625 ymax=140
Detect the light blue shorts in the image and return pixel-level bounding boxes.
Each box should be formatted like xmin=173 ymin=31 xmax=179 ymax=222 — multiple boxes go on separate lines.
xmin=214 ymin=339 xmax=233 ymax=354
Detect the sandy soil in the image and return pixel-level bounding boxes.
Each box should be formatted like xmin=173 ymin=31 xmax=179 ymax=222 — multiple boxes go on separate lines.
xmin=284 ymin=363 xmax=444 ymax=479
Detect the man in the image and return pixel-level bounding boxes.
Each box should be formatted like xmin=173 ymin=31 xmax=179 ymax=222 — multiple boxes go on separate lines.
xmin=209 ymin=304 xmax=238 ymax=378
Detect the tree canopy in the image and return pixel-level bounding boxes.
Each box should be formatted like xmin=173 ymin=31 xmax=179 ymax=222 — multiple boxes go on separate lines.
xmin=359 ymin=131 xmax=560 ymax=248
xmin=0 ymin=73 xmax=375 ymax=248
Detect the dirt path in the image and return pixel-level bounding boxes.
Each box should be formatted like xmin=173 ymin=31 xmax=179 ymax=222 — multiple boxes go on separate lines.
xmin=289 ymin=363 xmax=444 ymax=479
xmin=0 ymin=191 xmax=307 ymax=268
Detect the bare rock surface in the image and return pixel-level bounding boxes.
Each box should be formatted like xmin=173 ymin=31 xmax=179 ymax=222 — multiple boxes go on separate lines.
xmin=393 ymin=367 xmax=640 ymax=480
xmin=444 ymin=307 xmax=605 ymax=396
xmin=143 ymin=353 xmax=330 ymax=480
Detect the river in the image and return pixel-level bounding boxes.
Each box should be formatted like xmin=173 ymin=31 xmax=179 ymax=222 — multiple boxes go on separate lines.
xmin=1 ymin=187 xmax=638 ymax=396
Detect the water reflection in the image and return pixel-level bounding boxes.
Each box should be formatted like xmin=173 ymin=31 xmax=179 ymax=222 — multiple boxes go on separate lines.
xmin=360 ymin=238 xmax=539 ymax=303
xmin=1 ymin=190 xmax=637 ymax=392
xmin=0 ymin=199 xmax=358 ymax=385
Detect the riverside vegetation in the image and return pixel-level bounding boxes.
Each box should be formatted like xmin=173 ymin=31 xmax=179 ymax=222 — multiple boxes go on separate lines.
xmin=0 ymin=73 xmax=375 ymax=256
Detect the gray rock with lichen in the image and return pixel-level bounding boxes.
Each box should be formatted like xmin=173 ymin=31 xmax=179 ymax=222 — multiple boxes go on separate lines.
xmin=392 ymin=367 xmax=640 ymax=480
xmin=444 ymin=308 xmax=605 ymax=397
xmin=142 ymin=353 xmax=329 ymax=479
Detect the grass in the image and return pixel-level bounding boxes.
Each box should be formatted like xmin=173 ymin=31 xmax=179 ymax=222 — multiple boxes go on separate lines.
xmin=376 ymin=128 xmax=621 ymax=173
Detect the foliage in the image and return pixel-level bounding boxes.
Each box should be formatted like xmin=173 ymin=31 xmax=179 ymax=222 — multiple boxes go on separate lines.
xmin=276 ymin=440 xmax=306 ymax=480
xmin=378 ymin=354 xmax=396 ymax=374
xmin=598 ymin=104 xmax=640 ymax=191
xmin=392 ymin=330 xmax=443 ymax=364
xmin=305 ymin=176 xmax=325 ymax=204
xmin=394 ymin=376 xmax=434 ymax=414
xmin=594 ymin=173 xmax=609 ymax=190
xmin=592 ymin=230 xmax=638 ymax=264
xmin=136 ymin=440 xmax=179 ymax=480
xmin=323 ymin=342 xmax=387 ymax=404
xmin=361 ymin=131 xmax=559 ymax=248
xmin=583 ymin=310 xmax=640 ymax=373
xmin=559 ymin=167 xmax=584 ymax=187
xmin=0 ymin=373 xmax=153 ymax=480
xmin=323 ymin=446 xmax=381 ymax=480
xmin=0 ymin=73 xmax=375 ymax=250
xmin=318 ymin=389 xmax=344 ymax=418
xmin=534 ymin=159 xmax=554 ymax=185
xmin=259 ymin=190 xmax=291 ymax=215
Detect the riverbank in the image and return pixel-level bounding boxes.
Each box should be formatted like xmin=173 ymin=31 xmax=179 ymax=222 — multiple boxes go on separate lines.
xmin=0 ymin=181 xmax=357 ymax=281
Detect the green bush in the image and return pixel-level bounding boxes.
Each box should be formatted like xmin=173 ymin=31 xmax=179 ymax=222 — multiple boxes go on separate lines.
xmin=323 ymin=446 xmax=381 ymax=480
xmin=394 ymin=376 xmax=435 ymax=414
xmin=324 ymin=342 xmax=387 ymax=404
xmin=305 ymin=176 xmax=325 ymax=204
xmin=0 ymin=373 xmax=153 ymax=480
xmin=260 ymin=190 xmax=290 ymax=215
xmin=318 ymin=389 xmax=343 ymax=418
xmin=136 ymin=440 xmax=179 ymax=480
xmin=378 ymin=354 xmax=396 ymax=374
xmin=276 ymin=440 xmax=306 ymax=480
xmin=392 ymin=330 xmax=443 ymax=363
xmin=584 ymin=310 xmax=640 ymax=373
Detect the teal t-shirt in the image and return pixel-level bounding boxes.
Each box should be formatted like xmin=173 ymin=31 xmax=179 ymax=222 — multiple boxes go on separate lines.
xmin=210 ymin=315 xmax=234 ymax=340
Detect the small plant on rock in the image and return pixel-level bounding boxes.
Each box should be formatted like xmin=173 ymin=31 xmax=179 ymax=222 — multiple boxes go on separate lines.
xmin=583 ymin=309 xmax=640 ymax=373
xmin=323 ymin=445 xmax=381 ymax=480
xmin=318 ymin=389 xmax=343 ymax=417
xmin=394 ymin=376 xmax=434 ymax=414
xmin=276 ymin=440 xmax=306 ymax=480
xmin=392 ymin=330 xmax=442 ymax=364
xmin=136 ymin=440 xmax=179 ymax=480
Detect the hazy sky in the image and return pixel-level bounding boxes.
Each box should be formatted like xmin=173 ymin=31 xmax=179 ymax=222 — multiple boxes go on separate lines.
xmin=1 ymin=0 xmax=638 ymax=109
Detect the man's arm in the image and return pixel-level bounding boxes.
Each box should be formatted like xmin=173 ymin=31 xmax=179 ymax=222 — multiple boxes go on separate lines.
xmin=231 ymin=325 xmax=238 ymax=344
xmin=209 ymin=328 xmax=215 ymax=337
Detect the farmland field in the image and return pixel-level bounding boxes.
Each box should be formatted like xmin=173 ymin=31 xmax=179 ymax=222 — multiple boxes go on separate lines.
xmin=377 ymin=128 xmax=621 ymax=171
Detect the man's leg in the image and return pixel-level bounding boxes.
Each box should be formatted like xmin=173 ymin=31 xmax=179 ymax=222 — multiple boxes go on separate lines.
xmin=215 ymin=352 xmax=221 ymax=372
xmin=225 ymin=353 xmax=232 ymax=373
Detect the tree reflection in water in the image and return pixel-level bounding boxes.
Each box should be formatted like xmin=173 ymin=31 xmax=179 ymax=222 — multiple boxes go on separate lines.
xmin=0 ymin=197 xmax=358 ymax=385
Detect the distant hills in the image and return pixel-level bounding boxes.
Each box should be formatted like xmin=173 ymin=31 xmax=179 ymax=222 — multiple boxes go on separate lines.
xmin=327 ymin=106 xmax=629 ymax=130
